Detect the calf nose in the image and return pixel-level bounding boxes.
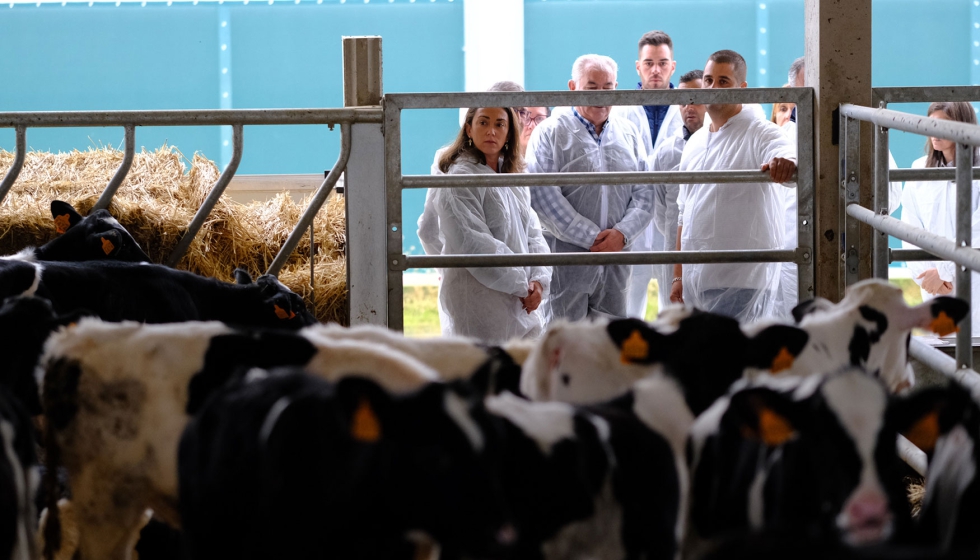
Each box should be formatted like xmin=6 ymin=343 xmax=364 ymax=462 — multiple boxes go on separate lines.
xmin=847 ymin=490 xmax=888 ymax=525
xmin=496 ymin=523 xmax=518 ymax=546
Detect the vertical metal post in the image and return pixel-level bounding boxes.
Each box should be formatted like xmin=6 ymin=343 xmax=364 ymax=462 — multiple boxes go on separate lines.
xmin=93 ymin=124 xmax=136 ymax=211
xmin=873 ymin=116 xmax=890 ymax=279
xmin=0 ymin=126 xmax=26 ymax=204
xmin=796 ymin=88 xmax=816 ymax=302
xmin=343 ymin=36 xmax=388 ymax=327
xmin=384 ymin=98 xmax=404 ymax=331
xmin=343 ymin=36 xmax=383 ymax=107
xmin=842 ymin=113 xmax=862 ymax=288
xmin=956 ymin=142 xmax=973 ymax=369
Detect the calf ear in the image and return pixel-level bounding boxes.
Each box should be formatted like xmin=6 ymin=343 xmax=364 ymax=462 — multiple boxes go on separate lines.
xmin=791 ymin=297 xmax=833 ymax=323
xmin=744 ymin=325 xmax=809 ymax=374
xmin=606 ymin=318 xmax=664 ymax=365
xmin=233 ymin=268 xmax=254 ymax=285
xmin=91 ymin=231 xmax=121 ymax=256
xmin=726 ymin=388 xmax=800 ymax=447
xmin=889 ymin=384 xmax=973 ymax=454
xmin=469 ymin=347 xmax=523 ymax=397
xmin=50 ymin=201 xmax=82 ymax=234
xmin=335 ymin=376 xmax=392 ymax=443
xmin=922 ymin=297 xmax=969 ymax=336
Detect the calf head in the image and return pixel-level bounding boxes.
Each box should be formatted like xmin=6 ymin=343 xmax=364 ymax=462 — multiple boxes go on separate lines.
xmin=689 ymin=370 xmax=908 ymax=548
xmin=791 ymin=279 xmax=969 ymax=392
xmin=0 ymin=296 xmax=89 ymax=415
xmin=332 ymin=376 xmax=517 ymax=558
xmin=888 ymin=381 xmax=980 ymax=553
xmin=235 ymin=271 xmax=317 ymax=328
xmin=608 ymin=315 xmax=809 ymax=415
xmin=38 ymin=201 xmax=150 ymax=263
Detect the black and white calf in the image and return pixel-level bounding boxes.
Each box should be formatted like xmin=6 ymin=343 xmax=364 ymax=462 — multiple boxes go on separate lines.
xmin=0 ymin=254 xmax=315 ymax=329
xmin=0 ymin=386 xmax=39 ymax=560
xmin=520 ymin=312 xmax=809 ymax=415
xmin=32 ymin=201 xmax=150 ymax=263
xmin=686 ymin=370 xmax=919 ymax=556
xmin=38 ymin=318 xmax=441 ymax=560
xmin=178 ymin=370 xmax=516 ymax=560
xmin=888 ymin=379 xmax=980 ymax=555
xmin=783 ymin=279 xmax=969 ymax=392
xmin=482 ymin=375 xmax=693 ymax=560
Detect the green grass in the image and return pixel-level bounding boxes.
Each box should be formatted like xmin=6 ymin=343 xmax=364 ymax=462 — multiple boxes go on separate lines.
xmin=402 ymin=278 xmax=921 ymax=336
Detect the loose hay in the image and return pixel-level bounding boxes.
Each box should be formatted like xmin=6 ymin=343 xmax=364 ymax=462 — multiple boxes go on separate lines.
xmin=907 ymin=476 xmax=925 ymax=518
xmin=0 ymin=146 xmax=348 ymax=324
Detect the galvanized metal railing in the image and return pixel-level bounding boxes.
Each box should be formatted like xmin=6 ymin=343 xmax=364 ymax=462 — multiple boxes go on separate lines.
xmin=841 ymin=86 xmax=980 ymax=373
xmin=384 ymin=88 xmax=815 ymax=330
xmin=0 ymin=107 xmax=381 ymax=272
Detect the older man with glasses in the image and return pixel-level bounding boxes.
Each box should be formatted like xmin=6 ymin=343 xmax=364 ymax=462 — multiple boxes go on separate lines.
xmin=517 ymin=106 xmax=550 ymax=156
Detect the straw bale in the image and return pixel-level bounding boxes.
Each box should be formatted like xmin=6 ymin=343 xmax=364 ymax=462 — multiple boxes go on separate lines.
xmin=0 ymin=146 xmax=348 ymax=324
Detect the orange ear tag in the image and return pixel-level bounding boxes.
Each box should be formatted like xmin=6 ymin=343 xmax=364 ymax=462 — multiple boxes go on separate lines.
xmin=54 ymin=214 xmax=70 ymax=234
xmin=274 ymin=304 xmax=291 ymax=320
xmin=620 ymin=330 xmax=649 ymax=365
xmin=101 ymin=237 xmax=115 ymax=255
xmin=905 ymin=410 xmax=940 ymax=453
xmin=351 ymin=398 xmax=382 ymax=442
xmin=758 ymin=408 xmax=796 ymax=446
xmin=770 ymin=347 xmax=795 ymax=374
xmin=930 ymin=311 xmax=960 ymax=337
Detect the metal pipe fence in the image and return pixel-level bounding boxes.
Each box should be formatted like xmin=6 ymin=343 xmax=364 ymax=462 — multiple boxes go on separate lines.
xmin=384 ymin=88 xmax=815 ymax=330
xmin=0 ymin=107 xmax=381 ymax=273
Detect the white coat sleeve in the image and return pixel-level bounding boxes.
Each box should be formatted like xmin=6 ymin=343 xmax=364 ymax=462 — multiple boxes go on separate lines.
xmin=417 ymin=188 xmax=444 ymax=256
xmin=616 ymin=184 xmax=656 ymax=244
xmin=437 ymin=187 xmax=531 ymax=298
xmin=525 ymin=206 xmax=553 ymax=295
xmin=888 ymin=151 xmax=903 ymax=215
xmin=526 ymin=127 xmax=602 ymax=249
xmin=900 ymin=184 xmax=935 ymax=285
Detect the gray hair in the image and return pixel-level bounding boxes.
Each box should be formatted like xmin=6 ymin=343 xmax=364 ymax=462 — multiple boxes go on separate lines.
xmin=788 ymin=56 xmax=805 ymax=86
xmin=571 ymin=54 xmax=618 ymax=84
xmin=488 ymin=80 xmax=524 ymax=93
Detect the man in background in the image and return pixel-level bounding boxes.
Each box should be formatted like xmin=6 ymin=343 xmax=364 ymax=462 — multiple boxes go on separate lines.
xmin=647 ymin=69 xmax=706 ymax=308
xmin=527 ymin=54 xmax=652 ymax=321
xmin=613 ymin=31 xmax=685 ymax=318
xmin=670 ymin=50 xmax=796 ymax=322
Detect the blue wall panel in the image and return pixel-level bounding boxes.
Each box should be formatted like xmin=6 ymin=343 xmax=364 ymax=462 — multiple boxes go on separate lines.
xmin=1 ymin=0 xmax=977 ymax=256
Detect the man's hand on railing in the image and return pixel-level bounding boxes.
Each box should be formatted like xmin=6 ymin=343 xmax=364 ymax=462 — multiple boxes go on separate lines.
xmin=762 ymin=157 xmax=797 ymax=183
xmin=520 ymin=281 xmax=544 ymax=314
xmin=590 ymin=229 xmax=626 ymax=253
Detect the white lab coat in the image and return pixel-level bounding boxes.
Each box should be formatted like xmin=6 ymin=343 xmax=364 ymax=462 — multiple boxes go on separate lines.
xmin=613 ymin=103 xmax=683 ymax=318
xmin=430 ymin=156 xmax=553 ymax=344
xmin=418 ymin=146 xmax=451 ymax=257
xmin=677 ymin=107 xmax=796 ymax=322
xmin=526 ymin=110 xmax=653 ymax=321
xmin=901 ymin=155 xmax=980 ymax=335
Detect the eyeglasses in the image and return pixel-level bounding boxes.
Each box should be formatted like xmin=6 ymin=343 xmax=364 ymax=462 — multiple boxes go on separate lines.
xmin=518 ymin=109 xmax=547 ymax=127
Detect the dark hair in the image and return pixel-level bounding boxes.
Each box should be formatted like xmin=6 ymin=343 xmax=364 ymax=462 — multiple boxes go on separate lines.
xmin=924 ymin=102 xmax=980 ymax=167
xmin=679 ymin=69 xmax=703 ymax=84
xmin=438 ymin=107 xmax=526 ymax=174
xmin=638 ymin=30 xmax=673 ymax=56
xmin=707 ymin=49 xmax=747 ymax=84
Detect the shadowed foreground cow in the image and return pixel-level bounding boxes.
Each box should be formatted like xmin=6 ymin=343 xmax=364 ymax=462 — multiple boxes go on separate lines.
xmin=0 ymin=254 xmax=315 ymax=330
xmin=179 ymin=370 xmax=516 ymax=560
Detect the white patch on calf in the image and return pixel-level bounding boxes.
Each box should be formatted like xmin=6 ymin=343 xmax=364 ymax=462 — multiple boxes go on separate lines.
xmin=444 ymin=391 xmax=485 ymax=452
xmin=258 ymin=396 xmax=294 ymax=446
xmin=924 ymin=425 xmax=976 ymax=552
xmin=0 ymin=420 xmax=33 ymax=560
xmin=521 ymin=319 xmax=663 ymax=404
xmin=300 ymin=333 xmax=439 ymax=393
xmin=688 ymin=396 xmax=730 ymax=475
xmin=821 ymin=373 xmax=891 ymax=540
xmin=485 ymin=392 xmax=576 ymax=455
xmin=631 ymin=376 xmax=694 ymax=551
